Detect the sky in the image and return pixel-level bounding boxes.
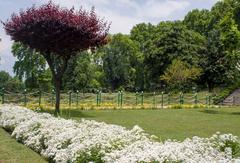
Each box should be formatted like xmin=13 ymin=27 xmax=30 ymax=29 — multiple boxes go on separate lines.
xmin=0 ymin=0 xmax=218 ymax=76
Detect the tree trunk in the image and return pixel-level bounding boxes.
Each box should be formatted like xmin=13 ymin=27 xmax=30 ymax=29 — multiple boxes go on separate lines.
xmin=207 ymin=80 xmax=214 ymax=92
xmin=44 ymin=53 xmax=69 ymax=115
xmin=54 ymin=77 xmax=61 ymax=115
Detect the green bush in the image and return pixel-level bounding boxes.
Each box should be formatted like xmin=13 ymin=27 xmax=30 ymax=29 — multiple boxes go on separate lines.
xmin=76 ymin=147 xmax=104 ymax=163
xmin=212 ymin=82 xmax=240 ymax=104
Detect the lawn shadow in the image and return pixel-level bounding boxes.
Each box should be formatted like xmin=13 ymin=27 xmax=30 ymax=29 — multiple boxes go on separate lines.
xmin=41 ymin=108 xmax=95 ymax=118
xmin=231 ymin=112 xmax=240 ymax=116
xmin=200 ymin=109 xmax=219 ymax=114
xmin=200 ymin=109 xmax=240 ymax=116
xmin=63 ymin=109 xmax=95 ymax=118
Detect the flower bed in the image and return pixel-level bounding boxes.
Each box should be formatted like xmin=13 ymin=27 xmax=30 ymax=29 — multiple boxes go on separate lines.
xmin=0 ymin=105 xmax=239 ymax=163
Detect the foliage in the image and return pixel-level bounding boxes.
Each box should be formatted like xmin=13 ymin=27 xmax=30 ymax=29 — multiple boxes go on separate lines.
xmin=12 ymin=42 xmax=50 ymax=90
xmin=161 ymin=59 xmax=202 ymax=91
xmin=63 ymin=51 xmax=102 ymax=91
xmin=76 ymin=147 xmax=105 ymax=163
xmin=4 ymin=2 xmax=109 ymax=55
xmin=11 ymin=42 xmax=46 ymax=80
xmin=143 ymin=21 xmax=205 ymax=89
xmin=6 ymin=0 xmax=240 ymax=100
xmin=0 ymin=71 xmax=11 ymax=88
xmin=183 ymin=0 xmax=240 ymax=91
xmin=37 ymin=69 xmax=53 ymax=92
xmin=5 ymin=77 xmax=24 ymax=92
xmin=199 ymin=29 xmax=238 ymax=91
xmin=211 ymin=132 xmax=240 ymax=157
xmin=102 ymin=34 xmax=142 ymax=91
xmin=183 ymin=9 xmax=211 ymax=36
xmin=4 ymin=1 xmax=110 ymax=113
xmin=212 ymin=81 xmax=240 ymax=104
xmin=0 ymin=71 xmax=24 ymax=92
xmin=130 ymin=23 xmax=154 ymax=90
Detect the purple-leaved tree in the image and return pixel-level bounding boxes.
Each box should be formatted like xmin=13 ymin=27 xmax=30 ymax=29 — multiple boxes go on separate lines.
xmin=4 ymin=2 xmax=110 ymax=114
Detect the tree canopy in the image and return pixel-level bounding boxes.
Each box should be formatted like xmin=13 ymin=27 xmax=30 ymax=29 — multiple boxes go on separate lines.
xmin=5 ymin=0 xmax=240 ymax=95
xmin=4 ymin=2 xmax=110 ymax=113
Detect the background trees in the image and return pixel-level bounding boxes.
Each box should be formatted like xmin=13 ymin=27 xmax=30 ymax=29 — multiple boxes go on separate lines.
xmin=183 ymin=0 xmax=240 ymax=91
xmin=143 ymin=21 xmax=205 ymax=90
xmin=161 ymin=59 xmax=202 ymax=91
xmin=102 ymin=34 xmax=141 ymax=91
xmin=12 ymin=42 xmax=49 ymax=90
xmin=0 ymin=71 xmax=24 ymax=92
xmin=4 ymin=0 xmax=240 ymax=94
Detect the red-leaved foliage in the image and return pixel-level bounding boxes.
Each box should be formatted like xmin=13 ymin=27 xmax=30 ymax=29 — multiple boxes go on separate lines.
xmin=4 ymin=2 xmax=110 ymax=56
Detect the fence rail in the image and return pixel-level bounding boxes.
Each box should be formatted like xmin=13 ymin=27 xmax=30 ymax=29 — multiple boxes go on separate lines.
xmin=0 ymin=88 xmax=217 ymax=109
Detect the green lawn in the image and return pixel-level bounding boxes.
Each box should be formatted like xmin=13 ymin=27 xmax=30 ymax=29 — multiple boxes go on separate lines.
xmin=0 ymin=128 xmax=47 ymax=163
xmin=1 ymin=107 xmax=240 ymax=161
xmin=57 ymin=107 xmax=240 ymax=141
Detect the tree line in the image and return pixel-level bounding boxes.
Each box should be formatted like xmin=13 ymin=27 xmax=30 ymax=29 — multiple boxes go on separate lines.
xmin=1 ymin=0 xmax=240 ymax=93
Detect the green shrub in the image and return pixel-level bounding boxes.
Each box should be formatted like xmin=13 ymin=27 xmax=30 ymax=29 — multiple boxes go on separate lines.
xmin=169 ymin=105 xmax=183 ymax=109
xmin=76 ymin=147 xmax=105 ymax=163
xmin=212 ymin=82 xmax=240 ymax=104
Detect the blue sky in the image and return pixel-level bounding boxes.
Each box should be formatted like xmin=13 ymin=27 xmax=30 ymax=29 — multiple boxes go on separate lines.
xmin=0 ymin=0 xmax=218 ymax=75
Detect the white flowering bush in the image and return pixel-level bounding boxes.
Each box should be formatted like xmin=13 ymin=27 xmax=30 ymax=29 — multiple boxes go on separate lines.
xmin=0 ymin=104 xmax=240 ymax=163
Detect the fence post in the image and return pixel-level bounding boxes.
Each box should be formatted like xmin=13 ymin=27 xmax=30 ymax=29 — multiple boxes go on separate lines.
xmin=117 ymin=91 xmax=120 ymax=107
xmin=96 ymin=90 xmax=99 ymax=106
xmin=182 ymin=93 xmax=184 ymax=104
xmin=209 ymin=95 xmax=211 ymax=107
xmin=168 ymin=93 xmax=170 ymax=106
xmin=76 ymin=90 xmax=79 ymax=107
xmin=205 ymin=94 xmax=208 ymax=108
xmin=153 ymin=92 xmax=156 ymax=109
xmin=51 ymin=89 xmax=54 ymax=107
xmin=120 ymin=91 xmax=123 ymax=107
xmin=24 ymin=89 xmax=27 ymax=106
xmin=161 ymin=92 xmax=164 ymax=109
xmin=99 ymin=91 xmax=102 ymax=106
xmin=69 ymin=91 xmax=72 ymax=107
xmin=39 ymin=90 xmax=42 ymax=106
xmin=194 ymin=93 xmax=198 ymax=105
xmin=1 ymin=88 xmax=4 ymax=104
xmin=136 ymin=92 xmax=138 ymax=105
xmin=179 ymin=92 xmax=182 ymax=105
xmin=141 ymin=91 xmax=144 ymax=106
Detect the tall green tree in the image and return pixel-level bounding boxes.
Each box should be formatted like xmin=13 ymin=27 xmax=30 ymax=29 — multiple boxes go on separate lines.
xmin=199 ymin=29 xmax=237 ymax=91
xmin=130 ymin=23 xmax=154 ymax=90
xmin=183 ymin=9 xmax=211 ymax=36
xmin=144 ymin=21 xmax=205 ymax=89
xmin=102 ymin=34 xmax=141 ymax=91
xmin=183 ymin=0 xmax=240 ymax=91
xmin=63 ymin=51 xmax=103 ymax=91
xmin=12 ymin=42 xmax=48 ymax=90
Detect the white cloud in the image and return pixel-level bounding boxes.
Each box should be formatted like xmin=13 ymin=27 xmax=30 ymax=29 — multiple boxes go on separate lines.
xmin=0 ymin=31 xmax=12 ymax=53
xmin=41 ymin=0 xmax=191 ymax=34
xmin=140 ymin=0 xmax=190 ymax=19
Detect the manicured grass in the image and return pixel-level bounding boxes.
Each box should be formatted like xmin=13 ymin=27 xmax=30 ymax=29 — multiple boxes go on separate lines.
xmin=55 ymin=107 xmax=240 ymax=141
xmin=0 ymin=128 xmax=47 ymax=163
xmin=1 ymin=107 xmax=240 ymax=161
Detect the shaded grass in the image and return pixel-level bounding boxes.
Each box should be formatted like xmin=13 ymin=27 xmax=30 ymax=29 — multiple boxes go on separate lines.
xmin=43 ymin=107 xmax=240 ymax=141
xmin=0 ymin=128 xmax=47 ymax=163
